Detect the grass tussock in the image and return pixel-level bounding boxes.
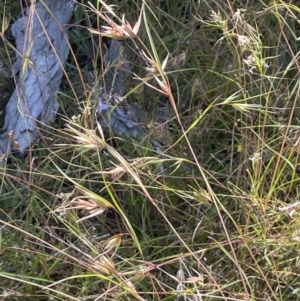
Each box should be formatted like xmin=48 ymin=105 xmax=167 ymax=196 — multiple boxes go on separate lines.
xmin=1 ymin=0 xmax=300 ymax=300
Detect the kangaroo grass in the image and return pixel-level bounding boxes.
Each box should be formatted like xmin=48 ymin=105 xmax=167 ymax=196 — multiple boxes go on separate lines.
xmin=1 ymin=0 xmax=300 ymax=300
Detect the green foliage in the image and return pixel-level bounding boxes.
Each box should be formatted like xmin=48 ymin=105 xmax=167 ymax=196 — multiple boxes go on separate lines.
xmin=1 ymin=0 xmax=300 ymax=300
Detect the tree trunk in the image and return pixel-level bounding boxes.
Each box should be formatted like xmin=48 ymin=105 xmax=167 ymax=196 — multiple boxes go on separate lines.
xmin=0 ymin=0 xmax=74 ymax=157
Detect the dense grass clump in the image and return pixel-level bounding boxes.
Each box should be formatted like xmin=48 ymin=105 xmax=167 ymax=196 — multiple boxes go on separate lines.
xmin=1 ymin=0 xmax=300 ymax=300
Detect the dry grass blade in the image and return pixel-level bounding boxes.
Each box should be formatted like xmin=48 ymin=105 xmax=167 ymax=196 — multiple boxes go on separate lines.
xmin=89 ymin=254 xmax=116 ymax=275
xmin=97 ymin=233 xmax=123 ymax=256
xmin=88 ymin=0 xmax=143 ymax=40
xmin=52 ymin=196 xmax=109 ymax=222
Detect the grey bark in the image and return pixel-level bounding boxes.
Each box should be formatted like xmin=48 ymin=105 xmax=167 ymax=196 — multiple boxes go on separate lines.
xmin=0 ymin=0 xmax=74 ymax=156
